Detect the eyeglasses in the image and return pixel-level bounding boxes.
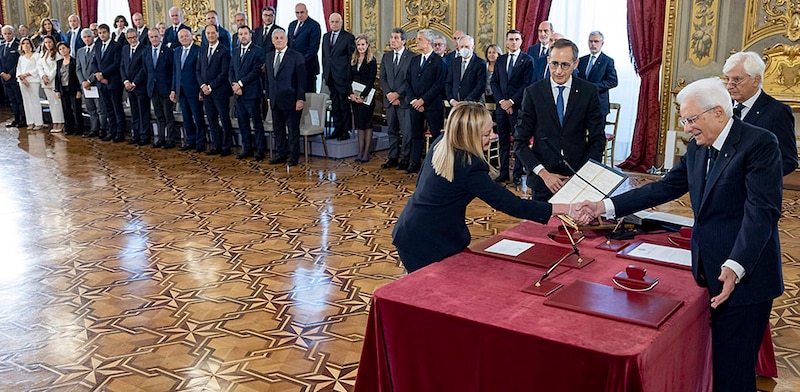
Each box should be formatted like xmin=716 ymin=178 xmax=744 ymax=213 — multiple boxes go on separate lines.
xmin=434 ymin=42 xmax=445 ymax=47
xmin=678 ymin=108 xmax=714 ymax=127
xmin=723 ymin=76 xmax=749 ymax=87
xmin=548 ymin=61 xmax=573 ymax=69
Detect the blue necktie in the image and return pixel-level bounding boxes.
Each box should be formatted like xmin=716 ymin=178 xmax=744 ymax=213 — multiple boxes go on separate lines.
xmin=507 ymin=53 xmax=515 ymax=76
xmin=707 ymin=147 xmax=718 ymax=179
xmin=556 ymin=86 xmax=565 ymax=126
xmin=152 ymin=48 xmax=158 ymax=67
xmin=586 ymin=55 xmax=596 ymax=76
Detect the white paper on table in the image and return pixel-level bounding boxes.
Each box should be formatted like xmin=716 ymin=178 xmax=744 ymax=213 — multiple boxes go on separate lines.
xmin=484 ymin=239 xmax=534 ymax=257
xmin=309 ymin=109 xmax=320 ymax=126
xmin=549 ymin=159 xmax=627 ymax=204
xmin=627 ymin=242 xmax=692 ymax=267
xmin=82 ymin=86 xmax=99 ymax=98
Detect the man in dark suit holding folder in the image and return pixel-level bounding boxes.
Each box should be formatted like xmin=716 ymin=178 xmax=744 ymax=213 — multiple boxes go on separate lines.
xmin=580 ymin=77 xmax=784 ymax=392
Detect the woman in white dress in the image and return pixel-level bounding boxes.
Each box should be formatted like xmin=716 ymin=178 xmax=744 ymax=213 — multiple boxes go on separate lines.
xmin=37 ymin=35 xmax=64 ymax=132
xmin=16 ymin=38 xmax=43 ymax=129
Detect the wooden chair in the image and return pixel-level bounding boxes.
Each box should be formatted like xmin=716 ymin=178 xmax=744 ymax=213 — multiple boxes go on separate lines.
xmin=603 ymin=103 xmax=621 ymax=166
xmin=484 ymin=102 xmax=500 ymax=167
xmin=299 ymin=92 xmax=329 ymax=164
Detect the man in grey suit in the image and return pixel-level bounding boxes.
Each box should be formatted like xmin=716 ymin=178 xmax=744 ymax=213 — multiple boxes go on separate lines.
xmin=76 ymin=28 xmax=106 ymax=138
xmin=379 ymin=28 xmax=414 ymax=169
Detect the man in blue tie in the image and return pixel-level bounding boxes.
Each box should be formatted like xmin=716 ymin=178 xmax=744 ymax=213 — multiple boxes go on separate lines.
xmin=577 ymin=31 xmax=618 ymax=116
xmin=171 ymin=28 xmax=205 ymax=152
xmin=514 ymin=38 xmax=605 ymax=201
xmin=143 ymin=28 xmax=175 ymax=148
xmin=65 ymin=15 xmax=85 ymax=57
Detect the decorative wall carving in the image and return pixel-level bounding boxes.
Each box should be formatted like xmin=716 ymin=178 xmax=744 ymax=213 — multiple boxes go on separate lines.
xmin=26 ymin=0 xmax=50 ymax=31
xmin=744 ymin=0 xmax=800 ymax=49
xmin=658 ymin=0 xmax=681 ymax=163
xmin=688 ymin=0 xmax=717 ymax=66
xmin=395 ymin=0 xmax=455 ymax=51
xmin=183 ymin=0 xmax=211 ymax=33
xmin=763 ymin=43 xmax=800 ymax=110
xmin=362 ymin=0 xmax=378 ymax=52
xmin=476 ymin=0 xmax=495 ymax=59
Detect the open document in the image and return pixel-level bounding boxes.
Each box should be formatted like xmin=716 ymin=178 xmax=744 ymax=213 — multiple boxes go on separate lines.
xmin=351 ymin=81 xmax=375 ymax=105
xmin=548 ymin=159 xmax=627 ymax=204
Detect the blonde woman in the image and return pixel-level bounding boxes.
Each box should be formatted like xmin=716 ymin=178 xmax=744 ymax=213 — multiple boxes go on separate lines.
xmin=16 ymin=38 xmax=44 ymax=129
xmin=391 ymin=102 xmax=591 ymax=272
xmin=37 ymin=35 xmax=64 ymax=132
xmin=348 ymin=35 xmax=377 ymax=162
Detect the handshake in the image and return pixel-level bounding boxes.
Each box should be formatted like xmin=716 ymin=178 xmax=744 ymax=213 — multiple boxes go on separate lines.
xmin=556 ymin=200 xmax=609 ymax=225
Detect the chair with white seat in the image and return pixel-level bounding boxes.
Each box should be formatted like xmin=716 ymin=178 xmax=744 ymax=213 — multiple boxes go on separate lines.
xmin=299 ymin=92 xmax=329 ymax=164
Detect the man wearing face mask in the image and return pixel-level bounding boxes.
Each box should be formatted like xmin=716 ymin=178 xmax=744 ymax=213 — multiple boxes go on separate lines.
xmin=445 ymin=35 xmax=486 ymax=106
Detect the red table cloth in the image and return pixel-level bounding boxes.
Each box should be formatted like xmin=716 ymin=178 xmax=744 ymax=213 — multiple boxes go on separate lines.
xmin=355 ymin=220 xmax=713 ymax=392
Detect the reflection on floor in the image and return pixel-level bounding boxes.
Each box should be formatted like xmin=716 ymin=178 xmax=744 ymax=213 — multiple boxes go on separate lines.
xmin=0 ymin=121 xmax=797 ymax=391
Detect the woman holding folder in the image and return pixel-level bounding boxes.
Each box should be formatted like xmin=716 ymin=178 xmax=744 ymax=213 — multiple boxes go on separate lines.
xmin=348 ymin=35 xmax=377 ymax=163
xmin=392 ymin=102 xmax=592 ymax=273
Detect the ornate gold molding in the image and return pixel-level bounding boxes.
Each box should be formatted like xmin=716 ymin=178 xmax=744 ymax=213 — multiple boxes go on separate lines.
xmin=183 ymin=0 xmax=211 ymax=33
xmin=394 ymin=0 xmax=455 ymax=51
xmin=475 ymin=0 xmax=496 ymax=59
xmin=344 ymin=0 xmax=352 ymax=33
xmin=744 ymin=0 xmax=800 ymax=49
xmin=26 ymin=0 xmax=51 ymax=32
xmin=688 ymin=0 xmax=717 ymax=66
xmin=763 ymin=43 xmax=800 ymax=110
xmin=507 ymin=0 xmax=515 ymax=32
xmin=362 ymin=0 xmax=378 ymax=51
xmin=658 ymin=0 xmax=681 ymax=163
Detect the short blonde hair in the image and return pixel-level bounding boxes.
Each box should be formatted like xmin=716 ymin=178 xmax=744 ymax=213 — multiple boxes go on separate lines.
xmin=432 ymin=102 xmax=495 ymax=182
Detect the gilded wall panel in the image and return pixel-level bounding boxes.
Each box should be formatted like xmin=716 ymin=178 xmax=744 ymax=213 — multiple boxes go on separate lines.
xmin=476 ymin=0 xmax=495 ymax=59
xmin=26 ymin=0 xmax=50 ymax=31
xmin=394 ymin=0 xmax=456 ymax=51
xmin=744 ymin=0 xmax=800 ymax=48
xmin=688 ymin=0 xmax=717 ymax=66
xmin=763 ymin=43 xmax=800 ymax=110
xmin=183 ymin=0 xmax=211 ymax=33
xmin=362 ymin=0 xmax=378 ymax=52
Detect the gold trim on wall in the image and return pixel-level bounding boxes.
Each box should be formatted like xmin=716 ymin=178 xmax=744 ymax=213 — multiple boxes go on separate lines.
xmin=362 ymin=0 xmax=378 ymax=52
xmin=762 ymin=43 xmax=800 ymax=111
xmin=475 ymin=0 xmax=496 ymax=59
xmin=344 ymin=0 xmax=352 ymax=34
xmin=744 ymin=0 xmax=800 ymax=49
xmin=688 ymin=0 xmax=718 ymax=66
xmin=507 ymin=0 xmax=515 ymax=32
xmin=394 ymin=0 xmax=456 ymax=51
xmin=658 ymin=0 xmax=681 ymax=164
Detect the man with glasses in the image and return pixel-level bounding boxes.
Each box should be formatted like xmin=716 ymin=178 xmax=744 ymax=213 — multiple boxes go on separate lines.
xmin=514 ymin=38 xmax=605 ymax=201
xmin=723 ymin=51 xmax=797 ymax=176
xmin=288 ymin=3 xmax=321 ymax=93
xmin=253 ymin=6 xmax=281 ymax=53
xmin=579 ymin=77 xmax=783 ymax=392
xmin=490 ymin=29 xmax=533 ymax=184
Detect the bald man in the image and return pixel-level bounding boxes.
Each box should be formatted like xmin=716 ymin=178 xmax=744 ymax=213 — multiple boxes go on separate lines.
xmin=287 ymin=3 xmax=321 ymax=92
xmin=322 ymin=13 xmax=355 ymax=140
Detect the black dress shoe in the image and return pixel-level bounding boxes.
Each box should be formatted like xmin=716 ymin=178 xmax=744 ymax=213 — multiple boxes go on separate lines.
xmin=195 ymin=147 xmax=205 ymax=153
xmin=127 ymin=138 xmax=138 ymax=144
xmin=513 ymin=175 xmax=522 ymax=185
xmin=405 ymin=164 xmax=419 ymax=174
xmin=287 ymin=158 xmax=299 ymax=166
xmin=397 ymin=160 xmax=409 ymax=170
xmin=162 ymin=143 xmax=175 ymax=149
xmin=113 ymin=136 xmax=125 ymax=143
xmin=8 ymin=121 xmax=19 ymax=127
xmin=337 ymin=133 xmax=350 ymax=141
xmin=206 ymin=148 xmax=221 ymax=155
xmin=254 ymin=151 xmax=265 ymax=161
xmin=381 ymin=158 xmax=399 ymax=169
xmin=83 ymin=131 xmax=97 ymax=138
xmin=237 ymin=150 xmax=253 ymax=159
xmin=219 ymin=149 xmax=232 ymax=157
xmin=326 ymin=132 xmax=341 ymax=140
xmin=100 ymin=135 xmax=112 ymax=141
xmin=494 ymin=174 xmax=509 ymax=183
xmin=179 ymin=144 xmax=195 ymax=151
xmin=152 ymin=140 xmax=164 ymax=148
xmin=269 ymin=155 xmax=287 ymax=164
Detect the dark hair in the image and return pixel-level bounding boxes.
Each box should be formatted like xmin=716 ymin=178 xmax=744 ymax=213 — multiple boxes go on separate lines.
xmin=205 ymin=24 xmax=219 ymax=33
xmin=552 ymin=38 xmax=579 ymax=61
xmin=391 ymin=28 xmax=406 ymax=41
xmin=506 ymin=29 xmax=521 ymax=38
xmin=98 ymin=24 xmax=110 ymax=33
xmin=237 ymin=25 xmax=251 ymax=34
xmin=262 ymin=6 xmax=276 ymax=14
xmin=56 ymin=41 xmax=69 ymax=52
xmin=114 ymin=15 xmax=128 ymax=27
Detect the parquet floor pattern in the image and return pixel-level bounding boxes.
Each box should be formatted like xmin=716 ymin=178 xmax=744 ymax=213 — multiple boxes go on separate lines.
xmin=0 ymin=120 xmax=798 ymax=391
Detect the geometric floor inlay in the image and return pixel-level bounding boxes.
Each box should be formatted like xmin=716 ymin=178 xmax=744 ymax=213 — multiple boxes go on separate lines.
xmin=0 ymin=112 xmax=798 ymax=391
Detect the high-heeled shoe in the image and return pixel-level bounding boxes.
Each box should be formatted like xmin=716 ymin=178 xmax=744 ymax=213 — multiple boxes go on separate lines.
xmin=32 ymin=125 xmax=43 ymax=130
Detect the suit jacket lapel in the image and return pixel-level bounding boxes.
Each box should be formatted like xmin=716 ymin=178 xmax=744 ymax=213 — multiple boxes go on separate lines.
xmin=701 ymin=122 xmax=741 ymax=208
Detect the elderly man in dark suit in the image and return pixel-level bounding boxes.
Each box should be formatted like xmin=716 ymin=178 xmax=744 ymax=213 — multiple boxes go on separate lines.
xmin=265 ymin=28 xmax=306 ymax=167
xmin=322 ymin=13 xmax=355 ymax=141
xmin=526 ymin=21 xmax=553 ymax=60
xmin=121 ymin=28 xmax=150 ymax=146
xmin=143 ymin=28 xmax=175 ymax=148
xmin=723 ymin=51 xmax=797 ymax=176
xmin=378 ymin=28 xmax=414 ymax=169
xmin=65 ymin=15 xmax=85 ymax=57
xmin=445 ymin=35 xmax=487 ymax=106
xmin=580 ymin=77 xmax=784 ymax=392
xmin=197 ymin=24 xmax=233 ymax=156
xmin=253 ymin=6 xmax=280 ymax=53
xmin=230 ymin=25 xmax=266 ymax=161
xmin=404 ymin=29 xmax=445 ymax=174
xmin=491 ymin=29 xmax=534 ymax=183
xmin=577 ymin=31 xmax=618 ymax=116
xmin=171 ymin=28 xmax=205 ymax=152
xmin=514 ymin=38 xmax=605 ymax=201
xmin=77 ymin=28 xmax=106 ymax=138
xmin=164 ymin=7 xmax=191 ymax=50
xmin=92 ymin=24 xmax=125 ymax=142
xmin=287 ymin=3 xmax=321 ymax=93
xmin=1 ymin=25 xmax=25 ymax=127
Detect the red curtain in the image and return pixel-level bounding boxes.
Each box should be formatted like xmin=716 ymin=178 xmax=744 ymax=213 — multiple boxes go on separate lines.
xmin=250 ymin=0 xmax=277 ymax=26
xmin=77 ymin=0 xmax=97 ymax=27
xmin=321 ymin=0 xmax=345 ymax=30
xmin=515 ymin=0 xmax=553 ymax=51
xmin=617 ymin=0 xmax=666 ymax=172
xmin=0 ymin=2 xmax=4 ymax=25
xmin=128 ymin=0 xmax=142 ymax=17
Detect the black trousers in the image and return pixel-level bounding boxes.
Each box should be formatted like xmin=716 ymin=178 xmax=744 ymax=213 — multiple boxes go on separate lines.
xmin=272 ymin=106 xmax=301 ymax=159
xmin=236 ymin=96 xmax=264 ymax=153
xmin=409 ymin=108 xmax=443 ymax=167
xmin=99 ymin=87 xmax=124 ymax=139
xmin=3 ymin=81 xmax=24 ymax=123
xmin=327 ymin=81 xmax=351 ymax=137
xmin=204 ymin=95 xmax=233 ymax=151
xmin=129 ymin=90 xmax=150 ymax=143
xmin=710 ymin=297 xmax=771 ymax=392
xmin=179 ymin=92 xmax=206 ymax=148
xmin=59 ymin=90 xmax=82 ymax=134
xmin=151 ymin=90 xmax=175 ymax=145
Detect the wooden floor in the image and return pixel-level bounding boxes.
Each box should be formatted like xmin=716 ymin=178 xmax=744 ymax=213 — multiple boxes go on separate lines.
xmin=0 ymin=116 xmax=798 ymax=391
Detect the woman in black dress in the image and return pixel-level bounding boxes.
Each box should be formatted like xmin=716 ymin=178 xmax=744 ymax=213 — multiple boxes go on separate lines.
xmin=54 ymin=42 xmax=82 ymax=135
xmin=348 ymin=35 xmax=377 ymax=162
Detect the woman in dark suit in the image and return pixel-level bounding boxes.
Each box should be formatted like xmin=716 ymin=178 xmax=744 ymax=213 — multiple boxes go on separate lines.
xmin=392 ymin=102 xmax=591 ymax=273
xmin=111 ymin=15 xmax=129 ymax=44
xmin=54 ymin=42 xmax=82 ymax=135
xmin=348 ymin=35 xmax=377 ymax=162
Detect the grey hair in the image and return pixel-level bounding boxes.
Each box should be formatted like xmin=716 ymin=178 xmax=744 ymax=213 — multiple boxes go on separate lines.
xmin=589 ymin=31 xmax=604 ymax=40
xmin=1 ymin=25 xmax=13 ymax=33
xmin=169 ymin=7 xmax=183 ymax=19
xmin=676 ymin=77 xmax=733 ymax=118
xmin=418 ymin=29 xmax=435 ymax=43
xmin=458 ymin=35 xmax=474 ymax=47
xmin=271 ymin=27 xmax=286 ymax=39
xmin=80 ymin=28 xmax=93 ymax=37
xmin=722 ymin=51 xmax=765 ymax=88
